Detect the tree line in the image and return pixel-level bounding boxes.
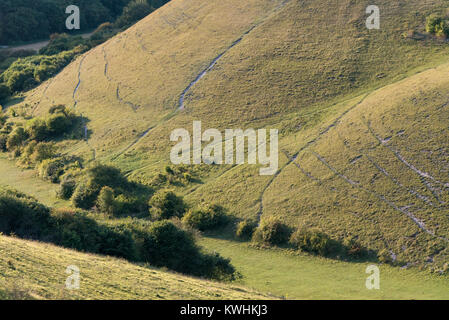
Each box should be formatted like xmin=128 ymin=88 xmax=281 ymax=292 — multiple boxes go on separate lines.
xmin=0 ymin=0 xmax=170 ymax=45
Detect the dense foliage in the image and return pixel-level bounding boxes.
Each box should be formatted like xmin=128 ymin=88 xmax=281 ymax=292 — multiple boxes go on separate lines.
xmin=0 ymin=187 xmax=238 ymax=280
xmin=0 ymin=0 xmax=171 ymax=45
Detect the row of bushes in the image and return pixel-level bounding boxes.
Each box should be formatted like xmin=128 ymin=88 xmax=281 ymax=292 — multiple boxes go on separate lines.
xmin=0 ymin=0 xmax=171 ymax=45
xmin=0 ymin=187 xmax=237 ymax=280
xmin=0 ymin=105 xmax=81 ymax=170
xmin=0 ymin=46 xmax=87 ymax=93
xmin=65 ymin=163 xmax=232 ymax=233
xmin=235 ymin=217 xmax=374 ymax=261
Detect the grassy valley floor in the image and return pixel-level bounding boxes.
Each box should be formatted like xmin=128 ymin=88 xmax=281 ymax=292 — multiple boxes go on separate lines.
xmin=199 ymin=237 xmax=449 ymax=300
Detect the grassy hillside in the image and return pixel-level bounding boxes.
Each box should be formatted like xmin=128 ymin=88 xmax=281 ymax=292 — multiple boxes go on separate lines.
xmin=0 ymin=235 xmax=273 ymax=300
xmin=4 ymin=0 xmax=449 ymax=273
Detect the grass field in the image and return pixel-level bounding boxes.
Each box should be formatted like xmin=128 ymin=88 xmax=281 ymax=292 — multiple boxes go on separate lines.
xmin=200 ymin=237 xmax=449 ymax=300
xmin=0 ymin=235 xmax=274 ymax=300
xmin=0 ymin=155 xmax=69 ymax=207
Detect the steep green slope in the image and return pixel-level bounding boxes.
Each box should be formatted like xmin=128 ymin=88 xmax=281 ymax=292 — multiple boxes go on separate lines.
xmin=0 ymin=235 xmax=273 ymax=300
xmin=7 ymin=0 xmax=449 ymax=269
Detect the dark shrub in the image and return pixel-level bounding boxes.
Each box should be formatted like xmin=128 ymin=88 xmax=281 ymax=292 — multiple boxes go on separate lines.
xmin=426 ymin=15 xmax=449 ymax=37
xmin=30 ymin=142 xmax=57 ymax=163
xmin=252 ymin=217 xmax=291 ymax=246
xmin=149 ymin=190 xmax=186 ymax=220
xmin=343 ymin=236 xmax=366 ymax=258
xmin=71 ymin=183 xmax=97 ymax=210
xmin=96 ymin=186 xmax=116 ymax=215
xmin=46 ymin=113 xmax=73 ymax=136
xmin=49 ymin=208 xmax=137 ymax=260
xmin=86 ymin=163 xmax=128 ymax=190
xmin=116 ymin=0 xmax=153 ymax=28
xmin=6 ymin=127 xmax=28 ymax=150
xmin=26 ymin=118 xmax=49 ymax=141
xmin=182 ymin=204 xmax=229 ymax=231
xmin=0 ymin=84 xmax=10 ymax=101
xmin=290 ymin=228 xmax=333 ymax=256
xmin=0 ymin=134 xmax=8 ymax=152
xmin=114 ymin=193 xmax=147 ymax=216
xmin=0 ymin=188 xmax=51 ymax=239
xmin=57 ymin=175 xmax=76 ymax=200
xmin=139 ymin=220 xmax=199 ymax=271
xmin=236 ymin=220 xmax=257 ymax=240
xmin=38 ymin=157 xmax=65 ymax=183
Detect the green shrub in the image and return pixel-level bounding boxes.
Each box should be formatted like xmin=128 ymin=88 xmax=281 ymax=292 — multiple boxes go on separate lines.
xmin=116 ymin=0 xmax=154 ymax=28
xmin=71 ymin=183 xmax=97 ymax=210
xmin=343 ymin=236 xmax=366 ymax=258
xmin=137 ymin=220 xmax=237 ymax=280
xmin=96 ymin=186 xmax=116 ymax=215
xmin=426 ymin=15 xmax=449 ymax=37
xmin=6 ymin=127 xmax=28 ymax=150
xmin=57 ymin=174 xmax=76 ymax=200
xmin=149 ymin=190 xmax=186 ymax=220
xmin=182 ymin=204 xmax=229 ymax=231
xmin=236 ymin=220 xmax=257 ymax=240
xmin=46 ymin=208 xmax=137 ymax=260
xmin=46 ymin=113 xmax=73 ymax=136
xmin=0 ymin=84 xmax=10 ymax=101
xmin=86 ymin=163 xmax=128 ymax=191
xmin=290 ymin=228 xmax=333 ymax=256
xmin=30 ymin=142 xmax=57 ymax=163
xmin=0 ymin=188 xmax=51 ymax=239
xmin=0 ymin=187 xmax=236 ymax=281
xmin=26 ymin=118 xmax=49 ymax=141
xmin=252 ymin=217 xmax=291 ymax=246
xmin=114 ymin=193 xmax=148 ymax=216
xmin=0 ymin=134 xmax=7 ymax=152
xmin=38 ymin=157 xmax=65 ymax=183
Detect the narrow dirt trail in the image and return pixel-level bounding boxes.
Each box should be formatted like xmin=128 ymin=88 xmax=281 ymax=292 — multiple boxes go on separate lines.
xmin=178 ymin=0 xmax=290 ymax=111
xmin=102 ymin=45 xmax=140 ymax=112
xmin=71 ymin=53 xmax=96 ymax=161
xmin=112 ymin=0 xmax=291 ymax=161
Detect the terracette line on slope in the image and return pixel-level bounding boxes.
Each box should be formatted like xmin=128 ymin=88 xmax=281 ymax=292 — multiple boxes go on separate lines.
xmin=103 ymin=46 xmax=140 ymax=112
xmin=72 ymin=53 xmax=96 ymax=161
xmin=257 ymin=93 xmax=371 ymax=222
xmin=282 ymin=150 xmax=398 ymax=261
xmin=308 ymin=150 xmax=441 ymax=239
xmin=333 ymin=129 xmax=436 ymax=208
xmin=364 ymin=120 xmax=449 ymax=201
xmin=113 ymin=0 xmax=291 ymax=160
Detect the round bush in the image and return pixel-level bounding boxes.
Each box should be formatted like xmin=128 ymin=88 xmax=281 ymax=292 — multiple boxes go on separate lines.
xmin=57 ymin=175 xmax=76 ymax=200
xmin=148 ymin=190 xmax=186 ymax=220
xmin=71 ymin=183 xmax=97 ymax=210
xmin=252 ymin=217 xmax=291 ymax=246
xmin=96 ymin=186 xmax=116 ymax=215
xmin=182 ymin=204 xmax=229 ymax=231
xmin=235 ymin=220 xmax=256 ymax=240
xmin=290 ymin=228 xmax=333 ymax=256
